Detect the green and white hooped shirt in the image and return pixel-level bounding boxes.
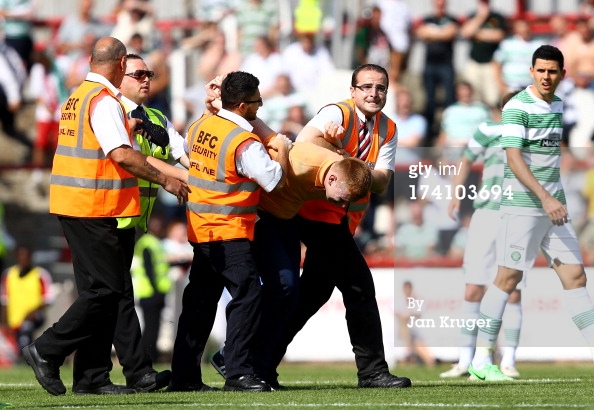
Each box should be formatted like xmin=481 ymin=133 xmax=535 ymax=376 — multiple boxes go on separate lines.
xmin=463 ymin=121 xmax=505 ymax=211
xmin=500 ymin=86 xmax=566 ymax=216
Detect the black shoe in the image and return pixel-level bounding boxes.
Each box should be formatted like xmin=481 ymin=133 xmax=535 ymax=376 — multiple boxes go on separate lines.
xmin=357 ymin=371 xmax=412 ymax=388
xmin=22 ymin=343 xmax=66 ymax=396
xmin=223 ymin=375 xmax=272 ymax=392
xmin=268 ymin=379 xmax=288 ymax=391
xmin=210 ymin=350 xmax=226 ymax=379
xmin=73 ymin=383 xmax=136 ymax=395
xmin=166 ymin=382 xmax=219 ymax=392
xmin=129 ymin=370 xmax=172 ymax=392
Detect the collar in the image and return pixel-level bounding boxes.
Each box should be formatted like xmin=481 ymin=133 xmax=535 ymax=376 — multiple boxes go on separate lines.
xmin=119 ymin=95 xmax=140 ymax=113
xmin=355 ymin=106 xmax=374 ymax=124
xmin=218 ymin=108 xmax=254 ymax=132
xmin=86 ymin=72 xmax=122 ymax=99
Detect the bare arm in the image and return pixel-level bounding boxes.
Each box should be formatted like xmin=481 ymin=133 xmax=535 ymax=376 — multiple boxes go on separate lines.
xmin=109 ymin=145 xmax=190 ymax=203
xmin=266 ymin=134 xmax=292 ymax=191
xmin=447 ymin=155 xmax=472 ymax=220
xmin=506 ymin=147 xmax=567 ymax=225
xmin=146 ymin=155 xmax=188 ymax=184
xmin=370 ymin=168 xmax=393 ymax=194
xmin=416 ymin=22 xmax=458 ymax=42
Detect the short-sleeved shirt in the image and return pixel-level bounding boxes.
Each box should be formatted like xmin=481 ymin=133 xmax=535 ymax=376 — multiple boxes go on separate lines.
xmin=258 ymin=141 xmax=341 ymax=219
xmin=422 ymin=14 xmax=458 ymax=64
xmin=500 ymin=86 xmax=565 ymax=216
xmin=463 ymin=121 xmax=504 ymax=210
xmin=468 ymin=11 xmax=506 ymax=63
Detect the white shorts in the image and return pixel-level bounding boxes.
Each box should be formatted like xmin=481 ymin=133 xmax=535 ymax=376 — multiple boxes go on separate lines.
xmin=463 ymin=209 xmax=498 ymax=285
xmin=496 ymin=213 xmax=583 ymax=271
xmin=463 ymin=209 xmax=527 ymax=289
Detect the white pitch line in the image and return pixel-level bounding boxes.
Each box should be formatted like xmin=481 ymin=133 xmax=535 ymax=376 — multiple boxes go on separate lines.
xmin=42 ymin=403 xmax=589 ymax=409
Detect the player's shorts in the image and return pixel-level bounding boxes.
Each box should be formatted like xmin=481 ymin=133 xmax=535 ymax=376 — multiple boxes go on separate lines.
xmin=497 ymin=213 xmax=583 ymax=271
xmin=464 ymin=209 xmax=527 ymax=289
xmin=463 ymin=208 xmax=498 ymax=285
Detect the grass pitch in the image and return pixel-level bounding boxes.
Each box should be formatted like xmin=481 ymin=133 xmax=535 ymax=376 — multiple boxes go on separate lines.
xmin=0 ymin=361 xmax=592 ymax=409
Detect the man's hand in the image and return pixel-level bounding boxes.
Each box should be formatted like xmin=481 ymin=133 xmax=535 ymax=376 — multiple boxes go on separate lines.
xmin=447 ymin=198 xmax=460 ymax=221
xmin=542 ymin=195 xmax=568 ymax=226
xmin=205 ymin=75 xmax=225 ymax=114
xmin=162 ymin=176 xmax=191 ymax=205
xmin=267 ymin=133 xmax=293 ymax=153
xmin=324 ymin=122 xmax=345 ymax=147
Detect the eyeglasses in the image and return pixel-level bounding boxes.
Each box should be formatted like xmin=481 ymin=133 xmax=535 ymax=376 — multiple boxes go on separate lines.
xmin=243 ymin=97 xmax=263 ymax=105
xmin=125 ymin=70 xmax=155 ymax=80
xmin=353 ymin=84 xmax=388 ymax=94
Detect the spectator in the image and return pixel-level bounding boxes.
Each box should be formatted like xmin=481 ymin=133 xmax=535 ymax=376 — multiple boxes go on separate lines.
xmin=394 ymin=201 xmax=438 ymax=260
xmin=0 ymin=245 xmax=54 ymax=354
xmin=0 ymin=40 xmax=31 ymax=153
xmin=30 ymin=50 xmax=69 ymax=168
xmin=395 ymin=281 xmax=436 ymax=366
xmin=0 ymin=0 xmax=35 ymax=71
xmin=60 ymin=31 xmax=97 ymax=92
xmin=493 ymin=19 xmax=542 ymax=99
xmin=376 ymin=0 xmax=412 ymax=85
xmin=55 ymin=0 xmax=110 ymax=57
xmin=194 ymin=28 xmax=242 ymax=84
xmin=235 ymin=0 xmax=279 ymax=57
xmin=353 ymin=5 xmax=391 ymax=70
xmin=131 ymin=215 xmax=172 ymax=363
xmin=110 ymin=0 xmax=161 ymax=52
xmin=459 ymin=0 xmax=506 ymax=108
xmin=281 ymin=31 xmax=334 ymax=94
xmin=415 ymin=0 xmax=458 ymax=144
xmin=436 ymin=81 xmax=491 ymax=161
xmin=257 ymin=73 xmax=307 ymax=137
xmin=561 ymin=18 xmax=594 ymax=87
xmin=389 ymin=86 xmax=426 ymax=165
xmin=240 ymin=35 xmax=284 ymax=98
xmin=417 ymin=155 xmax=460 ymax=255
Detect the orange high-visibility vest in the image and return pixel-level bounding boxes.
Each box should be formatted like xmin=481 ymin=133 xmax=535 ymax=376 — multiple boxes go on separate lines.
xmin=49 ymin=80 xmax=140 ymax=217
xmin=298 ymin=99 xmax=397 ymax=233
xmin=186 ymin=114 xmax=260 ymax=243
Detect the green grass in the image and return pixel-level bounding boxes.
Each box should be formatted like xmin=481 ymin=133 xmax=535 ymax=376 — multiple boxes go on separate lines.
xmin=1 ymin=361 xmax=593 ymax=409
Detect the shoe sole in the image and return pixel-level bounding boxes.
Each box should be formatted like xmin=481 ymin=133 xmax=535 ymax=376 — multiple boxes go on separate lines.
xmin=222 ymin=386 xmax=271 ymax=392
xmin=22 ymin=346 xmax=66 ymax=396
xmin=210 ymin=357 xmax=226 ymax=379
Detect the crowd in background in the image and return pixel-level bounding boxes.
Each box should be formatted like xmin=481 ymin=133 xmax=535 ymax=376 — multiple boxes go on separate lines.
xmin=2 ymin=0 xmax=594 ymax=269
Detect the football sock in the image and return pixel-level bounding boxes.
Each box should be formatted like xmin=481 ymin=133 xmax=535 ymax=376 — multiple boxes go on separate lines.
xmin=500 ymin=302 xmax=522 ymax=368
xmin=458 ymin=300 xmax=480 ymax=368
xmin=563 ymin=287 xmax=594 ymax=357
xmin=472 ymin=285 xmax=509 ymax=370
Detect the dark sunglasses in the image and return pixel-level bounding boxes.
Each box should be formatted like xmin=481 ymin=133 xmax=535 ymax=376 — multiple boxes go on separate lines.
xmin=244 ymin=97 xmax=263 ymax=105
xmin=125 ymin=70 xmax=155 ymax=80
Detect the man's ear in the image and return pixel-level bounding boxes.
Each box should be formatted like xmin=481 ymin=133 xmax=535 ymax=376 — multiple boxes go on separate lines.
xmin=327 ymin=173 xmax=337 ymax=185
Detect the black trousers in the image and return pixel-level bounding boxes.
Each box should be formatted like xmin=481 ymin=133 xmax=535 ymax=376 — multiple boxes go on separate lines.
xmin=112 ymin=227 xmax=153 ymax=385
xmin=170 ymin=239 xmax=262 ymax=385
xmin=251 ymin=212 xmax=301 ymax=382
xmin=271 ymin=215 xmax=390 ymax=378
xmin=138 ymin=295 xmax=166 ymax=363
xmin=35 ymin=217 xmax=132 ymax=389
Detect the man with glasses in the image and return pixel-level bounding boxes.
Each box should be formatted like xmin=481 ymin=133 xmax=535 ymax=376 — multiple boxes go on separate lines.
xmin=105 ymin=53 xmax=190 ymax=393
xmin=169 ymin=71 xmax=292 ymax=392
xmin=270 ymin=63 xmax=410 ymax=388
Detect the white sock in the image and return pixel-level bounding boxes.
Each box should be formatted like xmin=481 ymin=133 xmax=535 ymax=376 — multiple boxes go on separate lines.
xmin=500 ymin=302 xmax=522 ymax=368
xmin=458 ymin=301 xmax=480 ymax=368
xmin=563 ymin=287 xmax=594 ymax=357
xmin=472 ymin=286 xmax=509 ymax=370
